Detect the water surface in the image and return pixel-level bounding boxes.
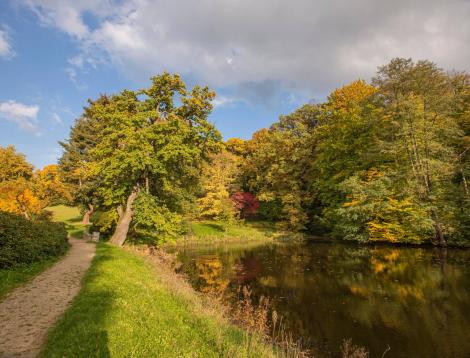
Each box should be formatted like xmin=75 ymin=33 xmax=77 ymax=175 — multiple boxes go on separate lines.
xmin=175 ymin=240 xmax=470 ymax=357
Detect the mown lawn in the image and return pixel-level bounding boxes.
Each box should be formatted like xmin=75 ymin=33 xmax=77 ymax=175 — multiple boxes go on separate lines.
xmin=47 ymin=205 xmax=85 ymax=238
xmin=188 ymin=220 xmax=278 ymax=242
xmin=41 ymin=244 xmax=276 ymax=358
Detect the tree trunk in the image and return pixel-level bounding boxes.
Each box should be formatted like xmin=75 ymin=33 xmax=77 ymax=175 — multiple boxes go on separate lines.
xmin=110 ymin=187 xmax=139 ymax=246
xmin=82 ymin=204 xmax=94 ymax=225
xmin=432 ymin=210 xmax=446 ymax=247
xmin=461 ymin=167 xmax=469 ymax=197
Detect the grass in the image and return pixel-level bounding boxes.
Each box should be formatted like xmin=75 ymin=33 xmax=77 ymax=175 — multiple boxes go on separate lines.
xmin=0 ymin=258 xmax=59 ymax=300
xmin=47 ymin=205 xmax=85 ymax=238
xmin=41 ymin=243 xmax=277 ymax=358
xmin=182 ymin=220 xmax=280 ymax=245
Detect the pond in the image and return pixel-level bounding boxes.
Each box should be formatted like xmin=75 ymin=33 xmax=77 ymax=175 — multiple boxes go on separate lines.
xmin=175 ymin=240 xmax=470 ymax=357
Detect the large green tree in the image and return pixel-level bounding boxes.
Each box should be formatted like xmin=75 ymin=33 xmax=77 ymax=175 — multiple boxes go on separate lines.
xmin=60 ymin=73 xmax=221 ymax=245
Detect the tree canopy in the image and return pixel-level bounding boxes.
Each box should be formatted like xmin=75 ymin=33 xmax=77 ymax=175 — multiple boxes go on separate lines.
xmin=60 ymin=73 xmax=222 ymax=245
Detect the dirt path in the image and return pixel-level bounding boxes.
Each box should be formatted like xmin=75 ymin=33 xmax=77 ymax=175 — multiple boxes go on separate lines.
xmin=0 ymin=238 xmax=96 ymax=358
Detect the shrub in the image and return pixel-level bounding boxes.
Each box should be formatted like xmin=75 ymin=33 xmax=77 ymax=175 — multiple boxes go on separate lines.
xmin=0 ymin=211 xmax=69 ymax=268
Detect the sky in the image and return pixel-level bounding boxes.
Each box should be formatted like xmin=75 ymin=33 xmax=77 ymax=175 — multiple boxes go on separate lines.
xmin=1 ymin=0 xmax=470 ymax=168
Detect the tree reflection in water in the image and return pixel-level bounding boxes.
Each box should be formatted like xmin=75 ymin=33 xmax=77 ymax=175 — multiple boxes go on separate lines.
xmin=177 ymin=242 xmax=470 ymax=357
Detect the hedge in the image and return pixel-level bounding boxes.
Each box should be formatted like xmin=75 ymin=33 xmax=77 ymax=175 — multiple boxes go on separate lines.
xmin=0 ymin=212 xmax=69 ymax=269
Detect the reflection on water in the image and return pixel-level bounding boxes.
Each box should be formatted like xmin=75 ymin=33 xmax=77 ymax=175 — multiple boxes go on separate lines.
xmin=175 ymin=241 xmax=470 ymax=357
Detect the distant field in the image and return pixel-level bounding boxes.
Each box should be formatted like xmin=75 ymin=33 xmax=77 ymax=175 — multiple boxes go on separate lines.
xmin=47 ymin=205 xmax=85 ymax=238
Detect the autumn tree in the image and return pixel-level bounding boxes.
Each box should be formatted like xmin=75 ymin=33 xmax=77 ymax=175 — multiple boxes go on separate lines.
xmin=34 ymin=164 xmax=72 ymax=206
xmin=0 ymin=146 xmax=42 ymax=219
xmin=197 ymin=150 xmax=239 ymax=224
xmin=242 ymin=104 xmax=318 ymax=230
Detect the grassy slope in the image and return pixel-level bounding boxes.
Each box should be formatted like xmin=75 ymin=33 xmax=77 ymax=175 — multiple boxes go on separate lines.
xmin=41 ymin=244 xmax=275 ymax=358
xmin=47 ymin=205 xmax=85 ymax=238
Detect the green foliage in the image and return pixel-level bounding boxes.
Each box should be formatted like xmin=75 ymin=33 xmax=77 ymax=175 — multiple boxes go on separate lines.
xmin=133 ymin=192 xmax=186 ymax=243
xmin=0 ymin=212 xmax=69 ymax=268
xmin=90 ymin=209 xmax=119 ymax=236
xmin=60 ymin=73 xmax=222 ymax=244
xmin=334 ymin=172 xmax=434 ymax=243
xmin=242 ymin=59 xmax=470 ymax=245
xmin=242 ymin=104 xmax=318 ymax=230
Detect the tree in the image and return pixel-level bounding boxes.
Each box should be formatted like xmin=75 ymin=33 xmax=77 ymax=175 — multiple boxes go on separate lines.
xmin=231 ymin=192 xmax=259 ymax=218
xmin=226 ymin=137 xmax=247 ymax=156
xmin=0 ymin=145 xmax=33 ymax=182
xmin=59 ymin=96 xmax=110 ymax=224
xmin=62 ymin=73 xmax=221 ymax=245
xmin=242 ymin=104 xmax=318 ymax=230
xmin=371 ymin=59 xmax=465 ymax=245
xmin=0 ymin=146 xmax=42 ymax=219
xmin=197 ymin=150 xmax=239 ymax=224
xmin=34 ymin=164 xmax=72 ymax=206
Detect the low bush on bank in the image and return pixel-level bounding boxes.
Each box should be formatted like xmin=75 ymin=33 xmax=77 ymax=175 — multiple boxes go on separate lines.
xmin=0 ymin=211 xmax=68 ymax=269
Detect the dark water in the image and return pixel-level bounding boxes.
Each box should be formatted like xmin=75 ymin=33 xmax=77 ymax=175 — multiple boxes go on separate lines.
xmin=175 ymin=240 xmax=470 ymax=357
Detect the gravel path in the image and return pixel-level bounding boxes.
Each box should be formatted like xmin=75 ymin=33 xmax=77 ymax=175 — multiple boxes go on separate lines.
xmin=0 ymin=238 xmax=96 ymax=358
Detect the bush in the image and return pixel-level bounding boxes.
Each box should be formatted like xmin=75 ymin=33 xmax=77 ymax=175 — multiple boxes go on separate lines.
xmin=0 ymin=211 xmax=69 ymax=268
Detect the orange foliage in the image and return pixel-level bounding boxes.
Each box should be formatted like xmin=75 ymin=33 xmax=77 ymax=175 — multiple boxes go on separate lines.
xmin=0 ymin=180 xmax=43 ymax=219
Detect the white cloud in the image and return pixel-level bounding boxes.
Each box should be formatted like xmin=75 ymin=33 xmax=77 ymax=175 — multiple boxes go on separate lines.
xmin=0 ymin=100 xmax=40 ymax=134
xmin=212 ymin=96 xmax=239 ymax=108
xmin=0 ymin=27 xmax=14 ymax=59
xmin=23 ymin=0 xmax=470 ymax=102
xmin=51 ymin=112 xmax=62 ymax=124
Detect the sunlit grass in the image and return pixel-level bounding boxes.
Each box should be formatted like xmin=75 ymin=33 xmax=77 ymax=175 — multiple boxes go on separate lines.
xmin=41 ymin=244 xmax=276 ymax=357
xmin=47 ymin=205 xmax=85 ymax=238
xmin=188 ymin=220 xmax=278 ymax=242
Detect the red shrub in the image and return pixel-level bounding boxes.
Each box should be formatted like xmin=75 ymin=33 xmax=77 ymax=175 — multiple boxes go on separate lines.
xmin=231 ymin=192 xmax=260 ymax=217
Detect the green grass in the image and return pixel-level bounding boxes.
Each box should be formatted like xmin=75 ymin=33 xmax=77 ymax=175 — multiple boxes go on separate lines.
xmin=41 ymin=244 xmax=275 ymax=357
xmin=187 ymin=220 xmax=279 ymax=243
xmin=47 ymin=205 xmax=85 ymax=238
xmin=0 ymin=258 xmax=59 ymax=300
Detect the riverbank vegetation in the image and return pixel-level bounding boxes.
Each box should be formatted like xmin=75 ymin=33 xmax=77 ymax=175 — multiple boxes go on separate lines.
xmin=11 ymin=57 xmax=464 ymax=250
xmin=41 ymin=243 xmax=281 ymax=357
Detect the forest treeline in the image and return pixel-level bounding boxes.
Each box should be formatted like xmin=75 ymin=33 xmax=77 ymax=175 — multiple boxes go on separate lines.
xmin=236 ymin=58 xmax=470 ymax=246
xmin=2 ymin=58 xmax=469 ymax=247
xmin=54 ymin=58 xmax=470 ymax=247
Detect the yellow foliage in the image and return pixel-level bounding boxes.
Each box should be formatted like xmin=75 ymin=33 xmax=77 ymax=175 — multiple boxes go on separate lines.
xmin=343 ymin=199 xmax=361 ymax=207
xmin=0 ymin=180 xmax=43 ymax=219
xmin=368 ymin=221 xmax=399 ymax=243
xmin=197 ymin=151 xmax=239 ymax=221
xmin=327 ymin=80 xmax=377 ymax=113
xmin=34 ymin=164 xmax=72 ymax=204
